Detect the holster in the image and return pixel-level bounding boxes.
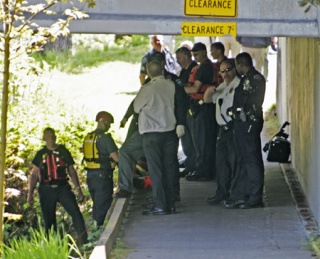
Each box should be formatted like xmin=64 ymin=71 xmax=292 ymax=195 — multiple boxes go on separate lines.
xmin=188 ymin=100 xmax=201 ymax=117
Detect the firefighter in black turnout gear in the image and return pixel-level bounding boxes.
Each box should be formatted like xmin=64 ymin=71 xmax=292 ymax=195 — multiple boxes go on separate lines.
xmin=28 ymin=127 xmax=88 ymax=244
xmin=83 ymin=111 xmax=119 ymax=226
xmin=224 ymin=52 xmax=266 ymax=209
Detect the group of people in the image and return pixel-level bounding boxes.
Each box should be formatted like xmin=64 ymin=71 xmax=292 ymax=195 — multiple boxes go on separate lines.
xmin=195 ymin=35 xmax=274 ymax=80
xmin=27 ymin=111 xmax=119 ymax=244
xmin=27 ymin=35 xmax=266 ymax=244
xmin=114 ymin=35 xmax=266 ymax=213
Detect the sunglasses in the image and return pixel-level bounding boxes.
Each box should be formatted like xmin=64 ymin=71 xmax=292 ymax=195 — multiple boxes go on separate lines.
xmin=219 ymin=66 xmax=234 ymax=74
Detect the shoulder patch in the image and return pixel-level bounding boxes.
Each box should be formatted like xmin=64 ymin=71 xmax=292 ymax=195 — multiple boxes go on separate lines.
xmin=175 ymin=79 xmax=184 ymax=87
xmin=142 ymin=56 xmax=148 ymax=63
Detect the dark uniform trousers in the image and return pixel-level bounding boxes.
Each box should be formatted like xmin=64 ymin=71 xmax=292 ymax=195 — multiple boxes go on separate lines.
xmin=143 ymin=130 xmax=178 ymax=210
xmin=118 ymin=130 xmax=144 ymax=192
xmin=38 ymin=183 xmax=87 ymax=244
xmin=231 ymin=120 xmax=264 ymax=203
xmin=187 ymin=102 xmax=217 ymax=178
xmin=215 ymin=126 xmax=237 ymax=199
xmin=86 ymin=170 xmax=113 ymax=226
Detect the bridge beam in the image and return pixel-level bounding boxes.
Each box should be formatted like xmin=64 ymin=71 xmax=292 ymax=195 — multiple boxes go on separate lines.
xmin=30 ymin=0 xmax=320 ymax=37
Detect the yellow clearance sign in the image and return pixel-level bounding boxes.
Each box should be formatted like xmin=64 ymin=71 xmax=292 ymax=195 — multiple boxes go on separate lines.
xmin=185 ymin=0 xmax=237 ymax=17
xmin=181 ymin=22 xmax=236 ymax=37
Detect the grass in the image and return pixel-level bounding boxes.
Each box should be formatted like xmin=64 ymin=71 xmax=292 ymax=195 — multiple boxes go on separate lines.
xmin=32 ymin=35 xmax=195 ymax=74
xmin=108 ymin=238 xmax=131 ymax=259
xmin=1 ymin=225 xmax=83 ymax=259
xmin=33 ymin=35 xmax=150 ymax=74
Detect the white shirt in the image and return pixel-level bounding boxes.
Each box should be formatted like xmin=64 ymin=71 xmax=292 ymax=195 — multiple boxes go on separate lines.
xmin=212 ymin=76 xmax=240 ymax=126
xmin=134 ymin=75 xmax=176 ymax=134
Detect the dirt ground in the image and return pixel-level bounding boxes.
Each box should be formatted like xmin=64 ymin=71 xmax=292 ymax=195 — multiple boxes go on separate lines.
xmin=42 ymin=61 xmax=141 ymax=143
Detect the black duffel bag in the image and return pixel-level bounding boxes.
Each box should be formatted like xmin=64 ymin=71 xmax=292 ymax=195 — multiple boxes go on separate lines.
xmin=263 ymin=121 xmax=291 ymax=163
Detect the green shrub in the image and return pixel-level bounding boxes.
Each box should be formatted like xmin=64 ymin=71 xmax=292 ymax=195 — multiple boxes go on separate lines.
xmin=3 ymin=79 xmax=94 ymax=243
xmin=1 ymin=224 xmax=83 ymax=259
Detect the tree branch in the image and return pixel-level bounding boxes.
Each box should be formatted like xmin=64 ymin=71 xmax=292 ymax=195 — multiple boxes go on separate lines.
xmin=18 ymin=1 xmax=59 ymax=33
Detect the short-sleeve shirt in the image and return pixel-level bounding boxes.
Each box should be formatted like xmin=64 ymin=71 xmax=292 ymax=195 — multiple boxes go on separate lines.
xmin=32 ymin=145 xmax=74 ymax=184
xmin=32 ymin=145 xmax=74 ymax=168
xmin=179 ymin=61 xmax=198 ymax=85
xmin=195 ymin=59 xmax=214 ymax=85
xmin=140 ymin=49 xmax=178 ymax=75
xmin=233 ymin=67 xmax=265 ymax=116
xmin=94 ymin=129 xmax=118 ymax=170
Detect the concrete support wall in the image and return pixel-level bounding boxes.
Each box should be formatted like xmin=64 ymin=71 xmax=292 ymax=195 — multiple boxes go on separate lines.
xmin=279 ymin=38 xmax=320 ymax=222
xmin=314 ymin=40 xmax=320 ymax=223
xmin=276 ymin=37 xmax=289 ymax=122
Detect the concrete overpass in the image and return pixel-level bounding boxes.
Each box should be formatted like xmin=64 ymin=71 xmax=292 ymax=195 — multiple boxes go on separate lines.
xmin=31 ymin=0 xmax=320 ymax=37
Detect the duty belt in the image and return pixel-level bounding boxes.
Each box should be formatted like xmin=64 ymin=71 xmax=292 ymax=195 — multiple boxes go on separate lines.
xmin=220 ymin=124 xmax=231 ymax=132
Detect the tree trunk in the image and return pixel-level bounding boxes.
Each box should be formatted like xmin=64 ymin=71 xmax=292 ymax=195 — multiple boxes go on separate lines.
xmin=43 ymin=35 xmax=72 ymax=52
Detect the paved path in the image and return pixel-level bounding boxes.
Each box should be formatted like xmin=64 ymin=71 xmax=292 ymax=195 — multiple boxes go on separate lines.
xmin=118 ymin=133 xmax=316 ymax=259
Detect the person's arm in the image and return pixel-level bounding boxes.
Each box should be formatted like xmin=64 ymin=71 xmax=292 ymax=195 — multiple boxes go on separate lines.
xmin=174 ymin=84 xmax=188 ymax=126
xmin=67 ymin=165 xmax=84 ymax=203
xmin=27 ymin=166 xmax=39 ymax=206
xmin=120 ymin=100 xmax=135 ymax=128
xmin=203 ymin=86 xmax=216 ymax=103
xmin=133 ymin=87 xmax=148 ymax=113
xmin=139 ymin=73 xmax=147 ymax=85
xmin=139 ymin=54 xmax=148 ymax=85
xmin=184 ymin=80 xmax=203 ymax=94
xmin=110 ymin=151 xmax=119 ymax=163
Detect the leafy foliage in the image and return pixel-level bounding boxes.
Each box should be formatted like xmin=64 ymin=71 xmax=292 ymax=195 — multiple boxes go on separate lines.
xmin=1 ymin=223 xmax=83 ymax=259
xmin=32 ymin=34 xmax=150 ymax=74
xmin=3 ymin=79 xmax=94 ymax=242
xmin=0 ymin=0 xmax=100 ymax=253
xmin=298 ymin=0 xmax=320 ymax=12
xmin=31 ymin=35 xmax=196 ymax=74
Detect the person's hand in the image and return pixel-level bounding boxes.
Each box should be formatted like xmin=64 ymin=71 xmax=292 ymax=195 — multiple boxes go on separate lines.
xmin=176 ymin=125 xmax=185 ymax=138
xmin=120 ymin=117 xmax=128 ymax=128
xmin=207 ymin=86 xmax=216 ymax=95
xmin=27 ymin=194 xmax=34 ymax=207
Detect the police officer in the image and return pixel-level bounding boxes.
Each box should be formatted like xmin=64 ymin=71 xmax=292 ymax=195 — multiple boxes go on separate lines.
xmin=27 ymin=127 xmax=88 ymax=244
xmin=224 ymin=52 xmax=266 ymax=209
xmin=203 ymin=59 xmax=240 ymax=205
xmin=84 ymin=111 xmax=119 ymax=225
xmin=139 ymin=35 xmax=180 ymax=85
xmin=175 ymin=47 xmax=198 ymax=176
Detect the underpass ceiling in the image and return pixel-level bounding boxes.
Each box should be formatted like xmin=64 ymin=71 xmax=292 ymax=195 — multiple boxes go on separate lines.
xmin=30 ymin=0 xmax=320 ymax=37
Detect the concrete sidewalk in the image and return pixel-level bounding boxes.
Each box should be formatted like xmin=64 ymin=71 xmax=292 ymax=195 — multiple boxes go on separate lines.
xmin=118 ymin=160 xmax=316 ymax=259
xmin=122 ymin=163 xmax=315 ymax=259
xmin=91 ymin=129 xmax=319 ymax=259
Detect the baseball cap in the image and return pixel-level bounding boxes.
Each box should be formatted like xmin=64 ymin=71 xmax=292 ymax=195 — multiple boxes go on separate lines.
xmin=191 ymin=42 xmax=207 ymax=52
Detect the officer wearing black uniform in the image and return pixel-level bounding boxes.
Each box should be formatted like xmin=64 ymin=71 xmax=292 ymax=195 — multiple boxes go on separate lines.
xmin=224 ymin=52 xmax=266 ymax=209
xmin=175 ymin=47 xmax=198 ymax=176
